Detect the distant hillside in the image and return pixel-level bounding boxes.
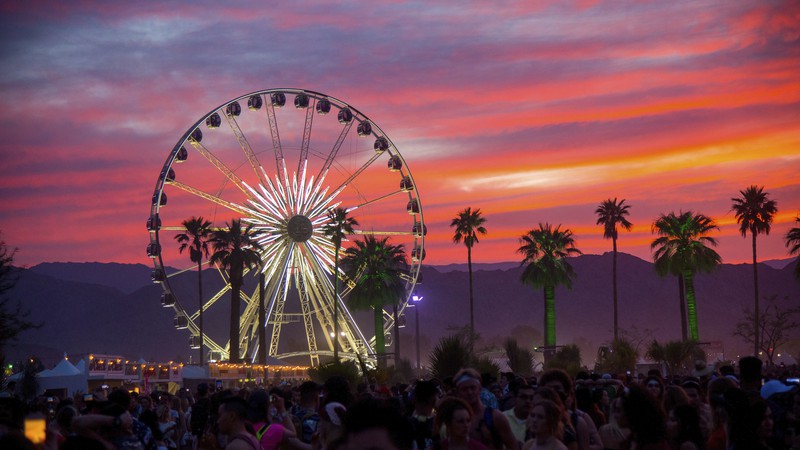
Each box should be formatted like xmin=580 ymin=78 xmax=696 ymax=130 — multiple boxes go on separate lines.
xmin=762 ymin=257 xmax=795 ymax=270
xmin=30 ymin=262 xmax=156 ymax=294
xmin=7 ymin=254 xmax=800 ymax=366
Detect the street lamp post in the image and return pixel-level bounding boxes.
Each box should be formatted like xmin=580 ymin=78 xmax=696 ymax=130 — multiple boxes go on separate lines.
xmin=412 ymin=292 xmax=423 ymax=371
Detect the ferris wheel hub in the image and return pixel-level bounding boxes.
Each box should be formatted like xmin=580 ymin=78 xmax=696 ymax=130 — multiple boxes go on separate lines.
xmin=286 ymin=214 xmax=313 ymax=242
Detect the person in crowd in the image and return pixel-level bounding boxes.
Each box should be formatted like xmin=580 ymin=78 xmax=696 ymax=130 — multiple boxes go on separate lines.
xmin=291 ymin=381 xmax=321 ymax=444
xmin=679 ymin=379 xmax=711 ymax=436
xmin=246 ymin=389 xmax=302 ymax=450
xmin=738 ymin=356 xmax=763 ymax=396
xmin=524 ymin=399 xmax=568 ymax=450
xmin=316 ymin=401 xmax=348 ymax=450
xmin=503 ymin=380 xmax=535 ymax=446
xmin=705 ymin=376 xmax=736 ymax=450
xmin=217 ymin=396 xmax=261 ymax=450
xmin=661 ymin=385 xmax=690 ymax=420
xmin=642 ymin=376 xmax=665 ymax=404
xmin=724 ymin=387 xmax=774 ymax=450
xmin=408 ymin=380 xmax=438 ymax=450
xmin=192 ymin=383 xmax=212 ymax=442
xmin=436 ymin=396 xmax=488 ymax=450
xmin=592 ymin=388 xmax=611 ymax=423
xmin=620 ymin=384 xmax=670 ymax=450
xmin=108 ymin=387 xmax=157 ymax=450
xmin=343 ymin=398 xmax=413 ymax=450
xmin=666 ymin=404 xmax=705 ymax=450
xmin=156 ymin=403 xmax=178 ymax=449
xmin=539 ymin=369 xmax=602 ymax=450
xmin=322 ymin=376 xmax=354 ymax=410
xmin=454 ymin=368 xmax=517 ymax=450
xmin=534 ymin=386 xmax=577 ymax=450
xmin=760 ymin=379 xmax=794 ymax=450
xmin=575 ymin=386 xmax=605 ymax=429
xmin=72 ymin=402 xmax=147 ymax=449
xmin=784 ymin=388 xmax=800 ymax=450
xmin=481 ymin=373 xmax=500 ymax=410
xmin=598 ymin=397 xmax=630 ymax=450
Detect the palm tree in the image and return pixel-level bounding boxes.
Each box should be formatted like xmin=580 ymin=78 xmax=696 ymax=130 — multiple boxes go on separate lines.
xmin=450 ymin=207 xmax=487 ymax=353
xmin=341 ymin=235 xmax=407 ymax=366
xmin=209 ymin=219 xmax=263 ymax=363
xmin=651 ymin=211 xmax=721 ymax=341
xmin=517 ymin=223 xmax=582 ymax=357
xmin=786 ymin=215 xmax=800 ymax=279
xmin=595 ymin=198 xmax=633 ymax=341
xmin=175 ymin=217 xmax=213 ymax=366
xmin=732 ymin=185 xmax=778 ymax=355
xmin=320 ymin=207 xmax=359 ymax=363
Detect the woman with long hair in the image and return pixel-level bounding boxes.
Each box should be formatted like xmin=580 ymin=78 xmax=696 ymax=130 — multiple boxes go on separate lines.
xmin=435 ymin=396 xmax=488 ymax=450
xmin=666 ymin=404 xmax=705 ymax=450
xmin=725 ymin=388 xmax=774 ymax=450
xmin=523 ymin=399 xmax=568 ymax=450
xmin=599 ymin=397 xmax=631 ymax=450
xmin=533 ymin=386 xmax=577 ymax=450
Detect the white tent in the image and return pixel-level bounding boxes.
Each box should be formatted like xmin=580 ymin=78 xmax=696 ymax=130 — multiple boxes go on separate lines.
xmin=37 ymin=358 xmax=87 ymax=397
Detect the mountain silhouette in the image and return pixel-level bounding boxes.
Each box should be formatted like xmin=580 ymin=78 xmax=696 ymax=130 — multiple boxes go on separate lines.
xmin=8 ymin=253 xmax=799 ymax=367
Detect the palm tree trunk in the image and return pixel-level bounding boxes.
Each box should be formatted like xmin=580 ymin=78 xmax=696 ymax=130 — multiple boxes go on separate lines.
xmin=198 ymin=257 xmax=204 ymax=367
xmin=612 ymin=237 xmax=618 ymax=341
xmin=752 ymin=233 xmax=760 ymax=356
xmin=467 ymin=245 xmax=475 ymax=354
xmin=544 ymin=284 xmax=556 ymax=348
xmin=334 ymin=248 xmax=340 ymax=363
xmin=258 ymin=272 xmax=266 ymax=365
xmin=678 ymin=276 xmax=688 ymax=341
xmin=374 ymin=307 xmax=385 ymax=366
xmin=230 ymin=273 xmax=242 ymax=363
xmin=393 ymin=303 xmax=400 ymax=365
xmin=684 ymin=271 xmax=699 ymax=341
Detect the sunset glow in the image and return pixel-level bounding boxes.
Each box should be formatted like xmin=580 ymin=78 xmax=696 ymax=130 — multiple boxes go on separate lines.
xmin=0 ymin=0 xmax=798 ymax=268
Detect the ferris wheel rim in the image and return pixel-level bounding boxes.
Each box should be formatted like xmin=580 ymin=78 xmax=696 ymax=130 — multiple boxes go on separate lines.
xmin=148 ymin=88 xmax=425 ymax=365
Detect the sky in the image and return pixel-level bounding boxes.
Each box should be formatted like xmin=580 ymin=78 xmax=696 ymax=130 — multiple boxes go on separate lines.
xmin=1 ymin=0 xmax=799 ymax=269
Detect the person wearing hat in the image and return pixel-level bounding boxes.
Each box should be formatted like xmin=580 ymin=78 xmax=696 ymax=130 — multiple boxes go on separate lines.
xmin=691 ymin=360 xmax=714 ymax=380
xmin=761 ymin=380 xmax=794 ymax=400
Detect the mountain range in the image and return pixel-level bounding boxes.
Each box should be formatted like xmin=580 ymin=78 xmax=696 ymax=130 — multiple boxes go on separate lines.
xmin=7 ymin=253 xmax=800 ymax=368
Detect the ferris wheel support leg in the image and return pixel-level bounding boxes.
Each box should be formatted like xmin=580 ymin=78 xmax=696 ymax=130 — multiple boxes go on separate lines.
xmin=299 ymin=284 xmax=320 ymax=368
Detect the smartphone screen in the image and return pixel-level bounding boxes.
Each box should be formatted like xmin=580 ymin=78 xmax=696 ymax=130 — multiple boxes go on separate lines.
xmin=25 ymin=417 xmax=46 ymax=444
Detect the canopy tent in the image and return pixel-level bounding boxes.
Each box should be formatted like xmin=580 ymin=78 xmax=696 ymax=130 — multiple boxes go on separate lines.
xmin=37 ymin=358 xmax=87 ymax=397
xmin=4 ymin=358 xmax=87 ymax=397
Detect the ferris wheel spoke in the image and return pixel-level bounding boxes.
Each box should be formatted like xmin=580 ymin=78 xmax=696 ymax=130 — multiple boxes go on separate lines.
xmin=238 ymin=287 xmax=260 ymax=350
xmin=224 ymin=113 xmax=267 ymax=187
xmin=327 ymin=152 xmax=383 ymax=202
xmin=316 ymin=119 xmax=355 ymax=182
xmin=350 ymin=189 xmax=405 ymax=211
xmin=188 ymin=284 xmax=232 ymax=323
xmin=297 ymin=98 xmax=316 ymax=177
xmin=186 ymin=138 xmax=254 ymax=200
xmin=294 ymin=252 xmax=321 ymax=366
xmin=302 ymin=243 xmax=371 ymax=354
xmin=168 ymin=180 xmax=252 ymax=217
xmin=266 ymin=244 xmax=296 ymax=357
xmin=264 ymin=99 xmax=286 ymax=177
xmin=354 ymin=230 xmax=413 ymax=237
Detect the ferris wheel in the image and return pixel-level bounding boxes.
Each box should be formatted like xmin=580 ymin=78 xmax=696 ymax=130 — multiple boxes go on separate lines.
xmin=147 ymin=88 xmax=425 ymax=367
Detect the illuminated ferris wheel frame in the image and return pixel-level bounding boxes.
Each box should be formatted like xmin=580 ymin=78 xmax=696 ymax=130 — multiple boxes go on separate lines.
xmin=147 ymin=88 xmax=425 ymax=367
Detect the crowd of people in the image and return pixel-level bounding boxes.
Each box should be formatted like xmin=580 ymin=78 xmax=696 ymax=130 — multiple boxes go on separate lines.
xmin=2 ymin=355 xmax=800 ymax=450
